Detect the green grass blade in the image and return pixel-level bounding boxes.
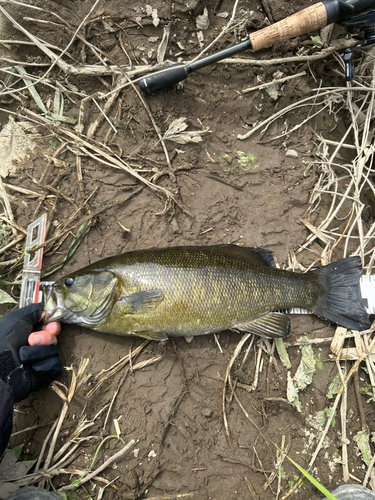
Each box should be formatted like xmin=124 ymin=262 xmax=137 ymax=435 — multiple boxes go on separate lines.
xmin=41 ymin=221 xmax=91 ymax=278
xmin=286 ymin=455 xmax=338 ymax=500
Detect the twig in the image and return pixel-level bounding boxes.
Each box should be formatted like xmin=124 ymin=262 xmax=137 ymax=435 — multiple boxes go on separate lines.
xmin=190 ymin=0 xmax=240 ymax=63
xmin=0 ymin=176 xmax=16 ymax=235
xmin=0 ymin=0 xmax=102 ymax=85
xmin=244 ymin=476 xmax=258 ymax=500
xmin=0 ymin=216 xmax=27 ymax=235
xmin=250 ymin=344 xmax=263 ymax=391
xmin=21 ymin=108 xmax=179 ymax=207
xmin=253 ymin=446 xmax=274 ymax=494
xmin=86 ymin=340 xmax=150 ymax=397
xmin=34 ymin=419 xmax=59 ymax=472
xmin=0 ymin=233 xmax=24 ymax=255
xmin=338 ymin=364 xmax=349 ymax=483
xmin=223 ymin=334 xmax=252 ymax=445
xmin=241 ymin=71 xmax=306 ymax=94
xmin=122 ymin=73 xmax=174 ymax=173
xmin=311 ymin=330 xmax=375 ymax=460
xmin=233 ymin=391 xmax=274 ymax=456
xmin=140 ymin=494 xmax=195 ymax=500
xmin=282 ymin=326 xmax=375 ymax=500
xmin=58 ymin=439 xmax=136 ymax=491
xmin=276 ymin=435 xmax=286 ymax=500
xmin=103 ymin=356 xmax=162 ymax=429
xmin=237 ymin=90 xmax=334 ymax=140
xmin=213 ymin=333 xmax=223 ymax=353
xmin=363 ymin=454 xmax=375 ymax=488
xmin=354 ymin=369 xmax=367 ymax=431
xmin=223 ymin=39 xmax=357 ymax=68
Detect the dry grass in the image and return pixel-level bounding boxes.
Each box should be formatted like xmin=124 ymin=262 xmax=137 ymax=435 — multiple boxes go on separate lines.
xmin=0 ymin=0 xmax=375 ymax=499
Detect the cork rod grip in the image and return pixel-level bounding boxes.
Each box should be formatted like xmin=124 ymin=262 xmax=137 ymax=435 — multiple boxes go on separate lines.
xmin=249 ymin=2 xmax=328 ymax=52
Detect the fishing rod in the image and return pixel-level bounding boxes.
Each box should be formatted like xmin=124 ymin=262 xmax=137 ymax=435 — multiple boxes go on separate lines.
xmin=139 ymin=0 xmax=375 ymax=95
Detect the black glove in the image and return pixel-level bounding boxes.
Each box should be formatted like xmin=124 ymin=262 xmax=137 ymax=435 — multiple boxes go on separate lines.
xmin=0 ymin=303 xmax=63 ymax=403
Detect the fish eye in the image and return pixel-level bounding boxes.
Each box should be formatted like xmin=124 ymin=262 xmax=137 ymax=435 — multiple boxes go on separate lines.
xmin=65 ymin=277 xmax=74 ymax=287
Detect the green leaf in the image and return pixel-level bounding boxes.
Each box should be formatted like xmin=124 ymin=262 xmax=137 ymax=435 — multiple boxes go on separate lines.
xmin=14 ymin=66 xmax=48 ymax=115
xmin=275 ymin=338 xmax=291 ymax=369
xmin=56 ymin=491 xmax=80 ymax=500
xmin=286 ymin=455 xmax=338 ymax=500
xmin=42 ymin=221 xmax=92 ymax=278
xmin=287 ymin=344 xmax=317 ymax=411
xmin=311 ymin=35 xmax=323 ymax=47
xmin=354 ymin=429 xmax=372 ymax=466
xmin=326 ymin=371 xmax=342 ymax=399
xmin=0 ymin=289 xmax=17 ymax=304
xmin=50 ymin=113 xmax=77 ymax=125
xmin=12 ymin=446 xmax=22 ymax=461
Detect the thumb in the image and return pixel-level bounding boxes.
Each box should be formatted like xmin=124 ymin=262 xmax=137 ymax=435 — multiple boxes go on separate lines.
xmin=0 ymin=303 xmax=44 ymax=352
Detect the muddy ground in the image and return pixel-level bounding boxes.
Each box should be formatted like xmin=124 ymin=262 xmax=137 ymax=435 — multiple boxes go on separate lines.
xmin=1 ymin=0 xmax=375 ymax=499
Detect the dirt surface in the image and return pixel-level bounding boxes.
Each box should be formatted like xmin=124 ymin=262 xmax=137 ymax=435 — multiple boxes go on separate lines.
xmin=1 ymin=0 xmax=375 ymax=499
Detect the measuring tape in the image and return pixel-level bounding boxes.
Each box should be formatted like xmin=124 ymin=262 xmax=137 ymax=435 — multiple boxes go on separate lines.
xmin=19 ymin=214 xmax=46 ymax=308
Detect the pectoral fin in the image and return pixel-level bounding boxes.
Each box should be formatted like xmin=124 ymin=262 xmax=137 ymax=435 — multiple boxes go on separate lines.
xmin=119 ymin=289 xmax=164 ymax=313
xmin=237 ymin=312 xmax=290 ymax=339
xmin=135 ymin=331 xmax=169 ymax=341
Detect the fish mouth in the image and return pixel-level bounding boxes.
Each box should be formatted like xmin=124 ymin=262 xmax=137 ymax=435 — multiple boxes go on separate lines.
xmin=43 ymin=286 xmax=74 ymax=324
xmin=43 ymin=307 xmax=68 ymax=324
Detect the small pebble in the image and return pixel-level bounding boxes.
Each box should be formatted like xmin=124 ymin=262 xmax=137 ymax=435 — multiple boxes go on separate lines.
xmin=285 ymin=149 xmax=299 ymax=159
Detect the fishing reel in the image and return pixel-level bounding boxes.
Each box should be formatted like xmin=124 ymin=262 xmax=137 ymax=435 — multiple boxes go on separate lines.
xmin=340 ymin=7 xmax=375 ymax=80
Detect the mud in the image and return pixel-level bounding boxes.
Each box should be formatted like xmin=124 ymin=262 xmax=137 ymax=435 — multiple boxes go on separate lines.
xmin=2 ymin=0 xmax=375 ymax=499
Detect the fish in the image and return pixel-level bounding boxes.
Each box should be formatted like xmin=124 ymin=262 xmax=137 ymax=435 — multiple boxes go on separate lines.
xmin=42 ymin=245 xmax=371 ymax=341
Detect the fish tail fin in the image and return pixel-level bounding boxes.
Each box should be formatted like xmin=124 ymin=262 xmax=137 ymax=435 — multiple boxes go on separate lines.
xmin=313 ymin=256 xmax=370 ymax=331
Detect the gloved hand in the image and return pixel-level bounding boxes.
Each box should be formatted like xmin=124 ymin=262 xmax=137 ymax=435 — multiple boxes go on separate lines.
xmin=0 ymin=303 xmax=63 ymax=403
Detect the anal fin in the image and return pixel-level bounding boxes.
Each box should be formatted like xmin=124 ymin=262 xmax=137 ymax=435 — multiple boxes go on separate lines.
xmin=135 ymin=331 xmax=169 ymax=341
xmin=237 ymin=312 xmax=290 ymax=339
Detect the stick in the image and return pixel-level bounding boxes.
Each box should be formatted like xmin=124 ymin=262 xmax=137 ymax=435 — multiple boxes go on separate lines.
xmin=0 ymin=176 xmax=16 ymax=235
xmin=237 ymin=90 xmax=334 ymax=140
xmin=282 ymin=327 xmax=375 ymax=500
xmin=21 ymin=108 xmax=179 ymax=206
xmin=58 ymin=439 xmax=136 ymax=491
xmin=241 ymin=71 xmax=306 ymax=94
xmin=222 ymin=334 xmax=252 ymax=445
xmin=190 ymin=0 xmax=240 ymax=63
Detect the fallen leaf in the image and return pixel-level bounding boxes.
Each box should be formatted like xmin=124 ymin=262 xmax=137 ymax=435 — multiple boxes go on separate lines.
xmin=0 ymin=446 xmax=36 ymax=498
xmin=287 ymin=344 xmax=317 ymax=412
xmin=0 ymin=289 xmax=17 ymax=305
xmin=163 ymin=117 xmax=211 ymax=144
xmin=157 ymin=26 xmax=170 ymax=63
xmin=196 ymin=7 xmax=209 ymax=29
xmin=0 ymin=117 xmax=37 ymax=177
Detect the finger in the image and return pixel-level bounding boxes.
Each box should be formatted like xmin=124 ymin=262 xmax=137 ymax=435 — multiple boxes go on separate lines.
xmin=28 ymin=330 xmax=58 ymax=346
xmin=0 ymin=303 xmax=44 ymax=346
xmin=31 ymin=356 xmax=63 ymax=375
xmin=41 ymin=322 xmax=61 ymax=336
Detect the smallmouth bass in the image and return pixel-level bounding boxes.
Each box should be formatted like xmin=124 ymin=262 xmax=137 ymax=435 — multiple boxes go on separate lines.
xmin=43 ymin=245 xmax=371 ymax=340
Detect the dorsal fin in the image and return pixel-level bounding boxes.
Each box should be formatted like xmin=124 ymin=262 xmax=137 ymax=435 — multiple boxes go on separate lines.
xmin=213 ymin=245 xmax=275 ymax=267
